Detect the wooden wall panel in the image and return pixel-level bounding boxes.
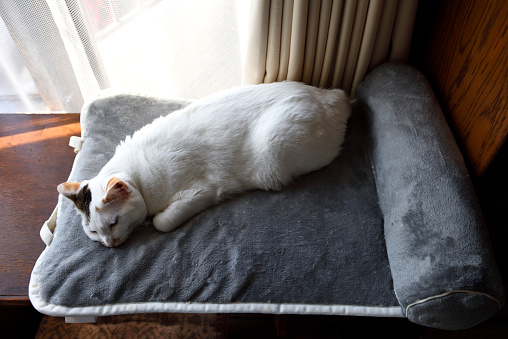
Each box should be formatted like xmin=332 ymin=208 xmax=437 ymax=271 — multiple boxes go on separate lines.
xmin=410 ymin=0 xmax=508 ymax=177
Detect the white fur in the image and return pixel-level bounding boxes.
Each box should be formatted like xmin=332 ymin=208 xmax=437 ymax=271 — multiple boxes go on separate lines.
xmin=62 ymin=82 xmax=351 ymax=247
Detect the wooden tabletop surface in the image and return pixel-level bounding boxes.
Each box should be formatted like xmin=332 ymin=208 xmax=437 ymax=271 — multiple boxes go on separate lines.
xmin=0 ymin=114 xmax=81 ymax=306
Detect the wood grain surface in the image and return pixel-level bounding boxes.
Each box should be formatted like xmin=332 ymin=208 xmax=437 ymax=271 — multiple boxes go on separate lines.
xmin=411 ymin=0 xmax=508 ymax=177
xmin=0 ymin=114 xmax=80 ymax=305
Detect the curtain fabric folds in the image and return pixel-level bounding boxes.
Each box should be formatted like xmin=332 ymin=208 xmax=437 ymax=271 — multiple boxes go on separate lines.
xmin=242 ymin=0 xmax=418 ymax=98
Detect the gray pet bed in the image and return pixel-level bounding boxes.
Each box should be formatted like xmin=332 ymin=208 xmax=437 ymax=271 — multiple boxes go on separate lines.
xmin=29 ymin=63 xmax=505 ymax=330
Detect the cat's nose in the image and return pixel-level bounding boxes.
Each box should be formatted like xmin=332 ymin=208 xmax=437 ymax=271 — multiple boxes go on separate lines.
xmin=101 ymin=237 xmax=116 ymax=247
xmin=101 ymin=237 xmax=122 ymax=247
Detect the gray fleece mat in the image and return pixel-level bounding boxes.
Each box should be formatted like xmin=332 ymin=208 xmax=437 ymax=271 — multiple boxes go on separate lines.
xmin=36 ymin=95 xmax=399 ymax=309
xmin=31 ymin=64 xmax=505 ymax=330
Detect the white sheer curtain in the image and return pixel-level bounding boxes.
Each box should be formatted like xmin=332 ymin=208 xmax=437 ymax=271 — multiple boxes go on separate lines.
xmin=0 ymin=0 xmax=418 ymax=112
xmin=0 ymin=15 xmax=47 ymax=113
xmin=0 ymin=0 xmax=247 ymax=113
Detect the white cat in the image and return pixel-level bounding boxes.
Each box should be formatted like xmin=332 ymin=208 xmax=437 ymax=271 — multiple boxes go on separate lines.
xmin=58 ymin=82 xmax=351 ymax=247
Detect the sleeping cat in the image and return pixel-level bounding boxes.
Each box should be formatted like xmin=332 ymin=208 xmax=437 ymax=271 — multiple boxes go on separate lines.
xmin=58 ymin=82 xmax=351 ymax=247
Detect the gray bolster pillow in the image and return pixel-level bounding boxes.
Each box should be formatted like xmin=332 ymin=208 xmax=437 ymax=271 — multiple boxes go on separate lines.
xmin=357 ymin=63 xmax=505 ymax=330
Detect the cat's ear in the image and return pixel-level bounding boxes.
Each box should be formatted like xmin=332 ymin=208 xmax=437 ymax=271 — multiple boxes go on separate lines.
xmin=57 ymin=182 xmax=81 ymax=202
xmin=58 ymin=182 xmax=92 ymax=219
xmin=103 ymin=177 xmax=130 ymax=204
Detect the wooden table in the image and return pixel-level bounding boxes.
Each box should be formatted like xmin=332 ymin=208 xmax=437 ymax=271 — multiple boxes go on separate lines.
xmin=0 ymin=114 xmax=81 ymax=306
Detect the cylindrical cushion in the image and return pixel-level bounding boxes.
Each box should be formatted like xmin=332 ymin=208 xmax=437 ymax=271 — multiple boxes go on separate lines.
xmin=357 ymin=62 xmax=505 ymax=330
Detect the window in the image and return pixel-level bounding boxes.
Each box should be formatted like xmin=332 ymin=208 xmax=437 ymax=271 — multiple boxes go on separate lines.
xmin=0 ymin=0 xmax=250 ymax=113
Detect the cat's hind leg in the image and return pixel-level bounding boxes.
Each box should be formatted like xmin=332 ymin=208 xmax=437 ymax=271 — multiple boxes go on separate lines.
xmin=152 ymin=190 xmax=217 ymax=232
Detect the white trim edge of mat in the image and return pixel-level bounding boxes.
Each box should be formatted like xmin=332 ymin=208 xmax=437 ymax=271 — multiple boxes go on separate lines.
xmin=29 ymin=246 xmax=403 ymax=318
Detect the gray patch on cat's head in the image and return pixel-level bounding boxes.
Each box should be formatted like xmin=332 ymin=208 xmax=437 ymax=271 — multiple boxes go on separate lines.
xmin=72 ymin=184 xmax=92 ymax=222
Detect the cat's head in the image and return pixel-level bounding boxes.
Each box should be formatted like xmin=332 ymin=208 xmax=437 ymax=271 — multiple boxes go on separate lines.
xmin=57 ymin=176 xmax=147 ymax=247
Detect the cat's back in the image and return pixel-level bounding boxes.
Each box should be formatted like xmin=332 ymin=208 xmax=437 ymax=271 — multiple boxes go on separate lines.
xmin=174 ymin=81 xmax=349 ymax=134
xmin=131 ymin=82 xmax=348 ymax=144
xmin=126 ymin=82 xmax=350 ymax=188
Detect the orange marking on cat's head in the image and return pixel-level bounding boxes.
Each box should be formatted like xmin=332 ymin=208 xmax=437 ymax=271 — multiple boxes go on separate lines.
xmin=57 ymin=182 xmax=81 ymax=195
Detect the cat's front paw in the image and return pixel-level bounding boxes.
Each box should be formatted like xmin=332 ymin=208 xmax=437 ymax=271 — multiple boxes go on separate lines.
xmin=153 ymin=212 xmax=179 ymax=232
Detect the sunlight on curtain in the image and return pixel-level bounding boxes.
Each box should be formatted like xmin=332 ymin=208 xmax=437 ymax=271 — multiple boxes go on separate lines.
xmin=57 ymin=0 xmax=247 ymax=101
xmin=0 ymin=0 xmax=249 ymax=113
xmin=0 ymin=15 xmax=48 ymax=113
xmin=94 ymin=0 xmax=244 ymax=99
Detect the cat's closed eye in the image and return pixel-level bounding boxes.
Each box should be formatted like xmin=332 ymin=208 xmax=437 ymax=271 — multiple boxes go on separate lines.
xmin=110 ymin=217 xmax=119 ymax=228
